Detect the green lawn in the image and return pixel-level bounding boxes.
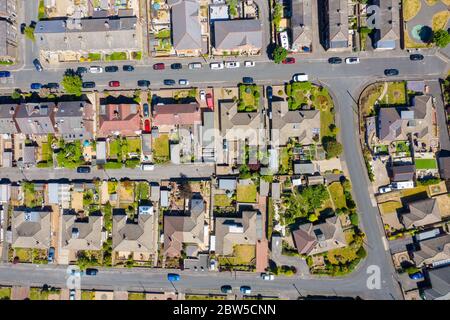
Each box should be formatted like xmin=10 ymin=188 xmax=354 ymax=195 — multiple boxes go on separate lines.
xmin=131 ymin=51 xmax=142 ymax=60
xmin=41 ymin=142 xmax=52 ymax=162
xmin=153 ymin=134 xmax=170 ymax=163
xmin=236 ymin=184 xmax=257 ymax=203
xmin=396 ymin=141 xmax=411 ymax=154
xmin=109 ymin=139 xmax=122 ymax=159
xmin=155 ymin=29 xmax=171 ymax=39
xmin=124 ymin=138 xmax=141 ymax=155
xmin=0 ymin=60 xmax=14 ymax=65
xmin=38 ymin=0 xmax=46 ymax=20
xmin=238 ymin=84 xmax=260 ymax=112
xmin=108 ymin=181 xmax=118 ymax=194
xmin=328 ymin=182 xmax=347 ymax=209
xmin=128 ymin=292 xmax=146 ymax=300
xmin=81 ymin=291 xmax=95 ymax=300
xmin=135 ymin=182 xmax=150 ymax=201
xmin=320 ymin=106 xmax=335 ymax=139
xmin=105 ymin=52 xmax=127 ymax=61
xmin=214 ymin=194 xmax=234 ymax=207
xmin=29 ymin=288 xmax=49 ymax=300
xmin=88 ymin=53 xmax=102 ymax=61
xmin=415 ymin=158 xmax=438 ymax=170
xmin=279 ymin=147 xmax=291 ymax=174
xmin=218 ymin=244 xmax=256 ymax=266
xmin=381 ymin=82 xmax=407 ymax=105
xmin=56 ymin=140 xmax=84 ymax=168
xmin=0 ymin=287 xmax=11 ymax=300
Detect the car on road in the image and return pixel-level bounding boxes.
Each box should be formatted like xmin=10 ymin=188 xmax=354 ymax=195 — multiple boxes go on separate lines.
xmin=384 ymin=68 xmax=399 ymax=76
xmin=225 ymin=61 xmax=240 ymax=68
xmin=261 ymin=273 xmax=274 ymax=280
xmin=76 ymin=67 xmax=88 ymax=74
xmin=210 ymin=62 xmax=224 ymax=70
xmin=292 ymin=73 xmax=309 ymax=82
xmin=30 ymin=83 xmax=42 ymax=90
xmin=242 ymin=77 xmax=254 ymax=84
xmin=179 ymin=79 xmax=189 ymax=86
xmin=33 ymin=59 xmax=43 ymax=72
xmin=345 ymin=57 xmax=360 ymax=64
xmin=240 ymin=286 xmax=251 ymax=294
xmin=153 ymin=63 xmax=165 ymax=70
xmin=122 ymin=65 xmax=134 ymax=72
xmin=82 ymin=81 xmax=96 ymax=89
xmin=46 ymin=83 xmax=59 ymax=89
xmin=0 ymin=71 xmax=11 ymax=78
xmin=282 ymin=57 xmax=296 ymax=64
xmin=409 ymin=272 xmax=424 ymax=280
xmin=188 ymin=62 xmax=202 ymax=69
xmin=47 ymin=247 xmax=55 ymax=263
xmin=137 ymin=80 xmax=150 ymax=87
xmin=244 ymin=61 xmax=255 ymax=67
xmin=410 ymin=54 xmax=424 ymax=61
xmin=221 ymin=285 xmax=233 ymax=294
xmin=163 ymin=79 xmax=175 ymax=86
xmin=105 ymin=66 xmax=119 ymax=73
xmin=171 ymin=63 xmax=182 ymax=70
xmin=89 ymin=66 xmax=103 ymax=73
xmin=266 ymin=86 xmax=273 ymax=100
xmin=108 ymin=80 xmax=120 ymax=87
xmin=199 ymin=90 xmax=206 ymax=101
xmin=69 ymin=289 xmax=76 ymax=300
xmin=76 ymin=166 xmax=91 ymax=173
xmin=143 ymin=103 xmax=149 ymax=117
xmin=85 ymin=268 xmax=98 ymax=276
xmin=328 ymin=57 xmax=343 ymax=64
xmin=167 ymin=273 xmax=180 ymax=282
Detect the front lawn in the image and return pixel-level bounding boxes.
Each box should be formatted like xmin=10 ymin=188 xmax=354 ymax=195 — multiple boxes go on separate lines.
xmin=236 ymin=184 xmax=257 ymax=203
xmin=238 ymin=84 xmax=260 ymax=112
xmin=381 ymin=82 xmax=407 ymax=106
xmin=135 ymin=182 xmax=150 ymax=201
xmin=128 ymin=292 xmax=146 ymax=300
xmin=105 ymin=52 xmax=127 ymax=61
xmin=279 ymin=147 xmax=291 ymax=174
xmin=214 ymin=194 xmax=234 ymax=207
xmin=218 ymin=244 xmax=256 ymax=266
xmin=328 ymin=182 xmax=346 ymax=209
xmin=379 ymin=201 xmax=403 ymax=214
xmin=88 ymin=53 xmax=102 ymax=61
xmin=153 ymin=134 xmax=170 ymax=163
xmin=415 ymin=158 xmax=438 ymax=170
xmin=29 ymin=288 xmax=50 ymax=300
xmin=81 ymin=291 xmax=95 ymax=300
xmin=403 ymin=0 xmax=421 ymax=21
xmin=0 ymin=287 xmax=11 ymax=300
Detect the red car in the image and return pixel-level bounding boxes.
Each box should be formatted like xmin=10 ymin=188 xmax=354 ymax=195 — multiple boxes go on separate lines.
xmin=282 ymin=57 xmax=296 ymax=64
xmin=153 ymin=63 xmax=165 ymax=70
xmin=206 ymin=93 xmax=214 ymax=109
xmin=108 ymin=81 xmax=120 ymax=87
xmin=144 ymin=119 xmax=151 ymax=132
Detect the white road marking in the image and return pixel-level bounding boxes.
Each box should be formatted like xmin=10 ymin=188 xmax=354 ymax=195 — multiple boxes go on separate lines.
xmin=382 ymin=236 xmax=389 ymax=251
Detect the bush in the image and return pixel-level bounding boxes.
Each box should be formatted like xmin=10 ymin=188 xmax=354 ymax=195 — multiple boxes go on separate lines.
xmin=322 ymin=136 xmax=343 ymax=159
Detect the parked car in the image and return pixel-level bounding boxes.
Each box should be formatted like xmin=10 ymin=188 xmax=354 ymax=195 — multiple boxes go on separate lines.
xmin=384 ymin=68 xmax=399 ymax=76
xmin=210 ymin=62 xmax=224 ymax=70
xmin=225 ymin=61 xmax=240 ymax=68
xmin=76 ymin=67 xmax=88 ymax=74
xmin=409 ymin=272 xmax=424 ymax=280
xmin=221 ymin=285 xmax=233 ymax=294
xmin=82 ymin=81 xmax=96 ymax=89
xmin=88 ymin=66 xmax=103 ymax=73
xmin=244 ymin=61 xmax=256 ymax=67
xmin=171 ymin=63 xmax=182 ymax=70
xmin=199 ymin=90 xmax=206 ymax=101
xmin=163 ymin=79 xmax=175 ymax=86
xmin=378 ymin=186 xmax=392 ymax=194
xmin=153 ymin=63 xmax=165 ymax=70
xmin=69 ymin=289 xmax=76 ymax=300
xmin=85 ymin=268 xmax=98 ymax=276
xmin=105 ymin=66 xmax=119 ymax=72
xmin=188 ymin=62 xmax=202 ymax=69
xmin=209 ymin=259 xmax=217 ymax=271
xmin=410 ymin=54 xmax=424 ymax=61
xmin=76 ymin=166 xmax=91 ymax=173
xmin=137 ymin=80 xmax=150 ymax=87
xmin=178 ymin=79 xmax=189 ymax=86
xmin=240 ymin=286 xmax=251 ymax=294
xmin=242 ymin=77 xmax=254 ymax=84
xmin=266 ymin=86 xmax=273 ymax=100
xmin=282 ymin=57 xmax=296 ymax=64
xmin=47 ymin=247 xmax=55 ymax=263
xmin=46 ymin=83 xmax=59 ymax=89
xmin=30 ymin=83 xmax=42 ymax=90
xmin=143 ymin=103 xmax=149 ymax=117
xmin=261 ymin=273 xmax=274 ymax=280
xmin=206 ymin=93 xmax=213 ymax=109
xmin=108 ymin=80 xmax=120 ymax=87
xmin=167 ymin=273 xmax=180 ymax=282
xmin=345 ymin=57 xmax=360 ymax=64
xmin=328 ymin=57 xmax=343 ymax=64
xmin=122 ymin=65 xmax=134 ymax=72
xmin=141 ymin=163 xmax=155 ymax=171
xmin=0 ymin=71 xmax=11 ymax=78
xmin=292 ymin=73 xmax=309 ymax=82
xmin=33 ymin=59 xmax=43 ymax=72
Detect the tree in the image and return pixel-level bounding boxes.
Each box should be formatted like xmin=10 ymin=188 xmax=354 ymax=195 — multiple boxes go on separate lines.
xmin=61 ymin=69 xmax=83 ymax=95
xmin=322 ymin=136 xmax=343 ymax=159
xmin=273 ymin=2 xmax=283 ymax=30
xmin=272 ymin=46 xmax=288 ymax=64
xmin=432 ymin=30 xmax=450 ymax=48
xmin=11 ymin=89 xmax=21 ymax=100
xmin=24 ymin=26 xmax=35 ymax=41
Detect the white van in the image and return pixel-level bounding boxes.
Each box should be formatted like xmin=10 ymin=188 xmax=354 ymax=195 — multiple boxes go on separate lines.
xmin=189 ymin=63 xmax=202 ymax=69
xmin=141 ymin=163 xmax=155 ymax=171
xmin=210 ymin=62 xmax=224 ymax=70
xmin=293 ymin=73 xmax=309 ymax=82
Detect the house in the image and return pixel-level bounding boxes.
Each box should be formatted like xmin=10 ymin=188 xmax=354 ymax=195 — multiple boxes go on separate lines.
xmin=307 ymin=175 xmax=325 ymax=186
xmin=1 ymin=150 xmax=12 ymax=167
xmin=423 ymin=265 xmax=450 ymax=300
xmin=218 ymin=178 xmax=237 ymax=192
xmin=0 ymin=19 xmax=18 ymax=62
xmin=152 ymin=103 xmax=201 ymax=131
xmin=15 ymin=103 xmax=56 ymax=135
xmin=22 ymin=145 xmax=36 ymax=167
xmin=96 ymin=140 xmax=107 ymax=165
xmin=318 ymin=0 xmax=349 ymax=51
xmin=213 ymin=19 xmax=262 ymax=55
xmin=171 ymin=0 xmax=202 ymax=56
xmin=214 ymin=211 xmax=258 ymax=256
xmin=11 ymin=208 xmax=52 ymax=249
xmin=292 ymin=216 xmax=346 ymax=255
xmin=0 ymin=183 xmax=11 ymax=203
xmin=412 ymin=234 xmax=450 ymax=267
xmin=54 ymin=101 xmax=94 ymax=141
xmin=294 ymin=161 xmax=316 ymax=175
xmin=47 ymin=183 xmax=71 ymax=207
xmin=271 ymin=100 xmax=320 ymax=146
xmin=112 ymin=206 xmax=157 ymax=256
xmin=401 ymin=198 xmax=442 ymax=229
xmin=377 ymin=95 xmax=435 ymax=144
xmin=98 ymin=104 xmax=141 ymax=137
xmin=0 ymin=104 xmax=18 ymax=134
xmin=372 ymin=0 xmax=399 ymax=50
xmin=290 ymin=0 xmax=312 ymax=52
xmin=34 ymin=17 xmax=141 ymax=63
xmin=391 ymin=164 xmax=416 ymax=182
xmin=219 ymin=100 xmax=262 ymax=143
xmin=61 ymin=211 xmax=104 ymax=251
xmin=438 ymin=152 xmax=450 ymax=180
xmin=0 ymin=0 xmax=17 ymax=20
xmin=272 ymin=182 xmax=281 ymax=200
xmin=164 ymin=195 xmax=207 ymax=257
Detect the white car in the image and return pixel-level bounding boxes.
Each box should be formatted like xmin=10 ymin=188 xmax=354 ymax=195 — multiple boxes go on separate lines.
xmin=199 ymin=90 xmax=206 ymax=101
xmin=345 ymin=57 xmax=360 ymax=64
xmin=141 ymin=163 xmax=155 ymax=171
xmin=88 ymin=66 xmax=103 ymax=73
xmin=188 ymin=63 xmax=202 ymax=69
xmin=378 ymin=186 xmax=392 ymax=194
xmin=210 ymin=62 xmax=224 ymax=70
xmin=261 ymin=273 xmax=275 ymax=281
xmin=178 ymin=79 xmax=189 ymax=86
xmin=69 ymin=289 xmax=76 ymax=300
xmin=292 ymin=73 xmax=309 ymax=82
xmin=244 ymin=61 xmax=255 ymax=67
xmin=225 ymin=61 xmax=240 ymax=69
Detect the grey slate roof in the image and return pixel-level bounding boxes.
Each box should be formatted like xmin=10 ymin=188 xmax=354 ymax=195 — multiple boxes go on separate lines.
xmin=213 ymin=19 xmax=262 ymax=50
xmin=327 ymin=0 xmax=349 ymax=49
xmin=401 ymin=198 xmax=442 ymax=229
xmin=55 ymin=101 xmax=93 ymax=140
xmin=12 ymin=208 xmax=52 ymax=249
xmin=290 ymin=0 xmax=312 ymax=49
xmin=373 ymin=0 xmax=399 ymax=49
xmin=413 ymin=234 xmax=450 ymax=267
xmin=61 ymin=211 xmax=104 ymax=251
xmin=171 ymin=0 xmax=202 ymax=51
xmin=0 ymin=19 xmax=18 ymax=58
xmin=294 ymin=161 xmax=315 ymax=175
xmin=391 ymin=164 xmax=416 ymax=182
xmin=15 ymin=103 xmax=56 ymax=135
xmin=423 ymin=265 xmax=450 ymax=300
xmin=0 ymin=104 xmax=18 ymax=134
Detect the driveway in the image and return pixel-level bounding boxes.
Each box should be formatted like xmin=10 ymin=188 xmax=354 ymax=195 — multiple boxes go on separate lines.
xmin=270 ymin=236 xmax=311 ymax=278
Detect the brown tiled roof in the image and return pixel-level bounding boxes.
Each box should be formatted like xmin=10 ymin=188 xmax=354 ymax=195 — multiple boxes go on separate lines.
xmin=98 ymin=104 xmax=141 ymax=136
xmin=152 ymin=103 xmax=201 ymax=126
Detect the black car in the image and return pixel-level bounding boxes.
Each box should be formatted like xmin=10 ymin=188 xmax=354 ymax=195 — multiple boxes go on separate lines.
xmin=122 ymin=65 xmax=134 ymax=72
xmin=242 ymin=77 xmax=254 ymax=84
xmin=328 ymin=57 xmax=343 ymax=64
xmin=171 ymin=63 xmax=182 ymax=70
xmin=410 ymin=54 xmax=424 ymax=61
xmin=266 ymin=86 xmax=273 ymax=100
xmin=46 ymin=82 xmax=59 ymax=89
xmin=33 ymin=59 xmax=43 ymax=72
xmin=221 ymin=285 xmax=232 ymax=294
xmin=105 ymin=66 xmax=119 ymax=72
xmin=82 ymin=81 xmax=96 ymax=89
xmin=20 ymin=23 xmax=26 ymax=34
xmin=163 ymin=79 xmax=176 ymax=86
xmin=85 ymin=268 xmax=98 ymax=276
xmin=76 ymin=67 xmax=88 ymax=74
xmin=137 ymin=80 xmax=150 ymax=87
xmin=384 ymin=69 xmax=399 ymax=76
xmin=76 ymin=166 xmax=91 ymax=173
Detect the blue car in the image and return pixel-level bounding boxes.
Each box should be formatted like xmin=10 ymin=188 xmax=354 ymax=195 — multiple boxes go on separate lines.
xmin=167 ymin=273 xmax=180 ymax=282
xmin=0 ymin=71 xmax=11 ymax=78
xmin=30 ymin=83 xmax=42 ymax=90
xmin=47 ymin=247 xmax=55 ymax=263
xmin=409 ymin=272 xmax=424 ymax=280
xmin=143 ymin=103 xmax=149 ymax=117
